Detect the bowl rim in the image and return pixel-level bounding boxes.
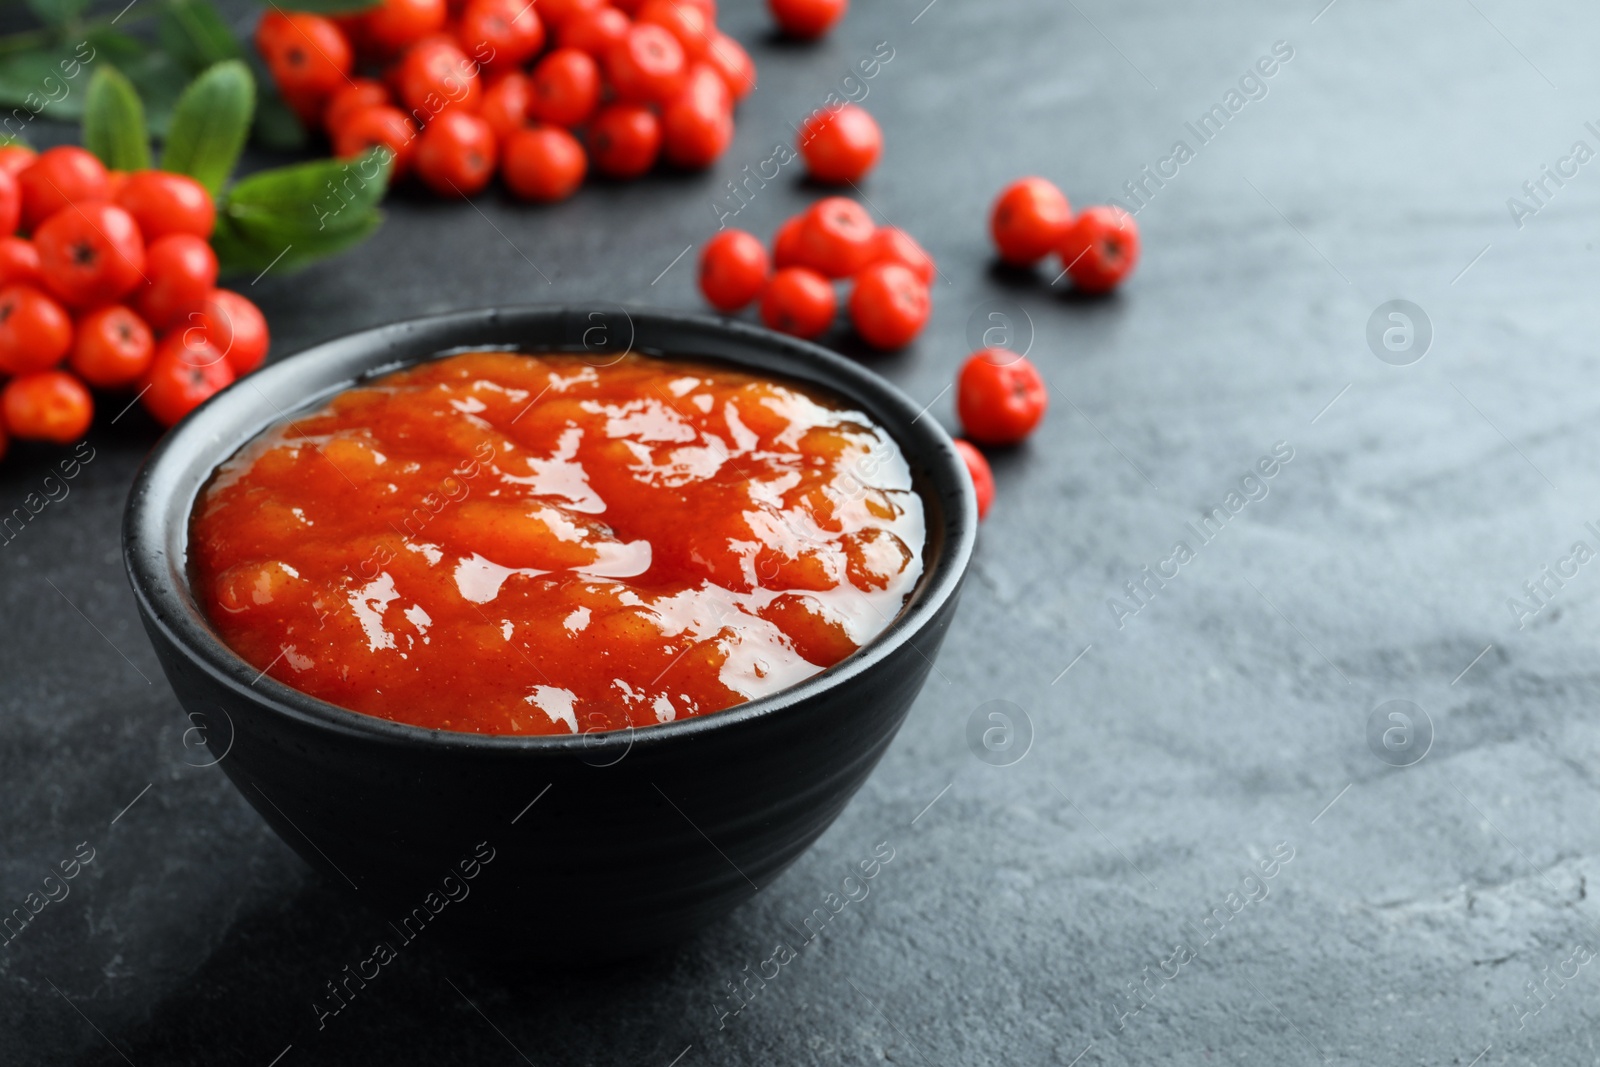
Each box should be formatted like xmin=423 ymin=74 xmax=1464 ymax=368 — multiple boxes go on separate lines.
xmin=123 ymin=305 xmax=976 ymax=755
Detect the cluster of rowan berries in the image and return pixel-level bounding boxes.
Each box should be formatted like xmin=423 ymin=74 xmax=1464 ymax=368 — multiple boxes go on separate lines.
xmin=256 ymin=0 xmax=773 ymax=202
xmin=990 ymin=176 xmax=1140 ymax=292
xmin=699 ymin=197 xmax=933 ymax=349
xmin=932 ymin=176 xmax=1145 ymax=519
xmin=697 ymin=195 xmax=1051 ymax=523
xmin=0 ymin=144 xmax=268 ymax=462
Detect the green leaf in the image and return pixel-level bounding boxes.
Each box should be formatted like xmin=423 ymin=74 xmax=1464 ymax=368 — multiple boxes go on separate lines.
xmin=83 ymin=65 xmax=151 ymax=171
xmin=25 ymin=0 xmax=92 ymax=28
xmin=225 ymin=150 xmax=392 ymax=229
xmin=0 ymin=41 xmax=101 ymax=124
xmin=123 ymin=50 xmax=194 ymax=138
xmin=159 ymin=0 xmax=244 ymax=72
xmin=151 ymin=1 xmax=303 ymax=148
xmin=213 ymin=210 xmax=383 ymax=276
xmin=162 ymin=59 xmax=254 ymax=195
xmin=212 ymin=149 xmax=392 ymax=276
xmin=83 ymin=27 xmax=151 ymax=65
xmin=78 ymin=32 xmax=190 ymax=137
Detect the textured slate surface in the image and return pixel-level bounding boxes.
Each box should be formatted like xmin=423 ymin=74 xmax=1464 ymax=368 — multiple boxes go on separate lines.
xmin=4 ymin=0 xmax=1599 ymax=1063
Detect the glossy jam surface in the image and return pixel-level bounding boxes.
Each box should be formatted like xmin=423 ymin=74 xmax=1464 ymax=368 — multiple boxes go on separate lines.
xmin=191 ymin=351 xmax=925 ymax=735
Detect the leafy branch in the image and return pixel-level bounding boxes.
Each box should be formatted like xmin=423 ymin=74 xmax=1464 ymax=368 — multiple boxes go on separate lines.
xmin=0 ymin=0 xmax=375 ymax=148
xmin=82 ymin=59 xmax=389 ymax=276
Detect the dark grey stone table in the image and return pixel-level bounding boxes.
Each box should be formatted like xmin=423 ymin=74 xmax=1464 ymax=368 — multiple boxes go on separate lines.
xmin=5 ymin=0 xmax=1596 ymax=1062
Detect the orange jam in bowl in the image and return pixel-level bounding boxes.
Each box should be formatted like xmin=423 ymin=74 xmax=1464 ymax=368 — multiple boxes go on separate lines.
xmin=189 ymin=351 xmax=926 ymax=736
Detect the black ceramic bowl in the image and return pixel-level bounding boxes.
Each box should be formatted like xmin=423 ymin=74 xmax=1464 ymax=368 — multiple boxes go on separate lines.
xmin=123 ymin=306 xmax=974 ymax=962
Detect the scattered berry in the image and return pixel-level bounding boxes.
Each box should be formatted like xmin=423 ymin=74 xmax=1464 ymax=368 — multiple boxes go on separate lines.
xmin=798 ymin=104 xmax=881 ymax=184
xmin=957 ymin=348 xmax=1048 ymax=445
xmin=701 ymin=203 xmax=936 ymax=354
xmin=990 ymin=177 xmax=1071 ymax=266
xmin=760 ymin=266 xmax=835 ymax=339
xmin=772 ymin=214 xmax=806 ymax=269
xmin=865 ymin=226 xmax=934 ymax=285
xmin=768 ymin=0 xmax=847 ymax=39
xmin=699 ymin=229 xmax=770 ymax=312
xmin=952 ymin=439 xmax=994 ymax=520
xmin=1058 ymin=205 xmax=1139 ymax=293
xmin=848 ymin=262 xmax=930 ymax=350
xmin=797 ymin=197 xmax=875 ymax=278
